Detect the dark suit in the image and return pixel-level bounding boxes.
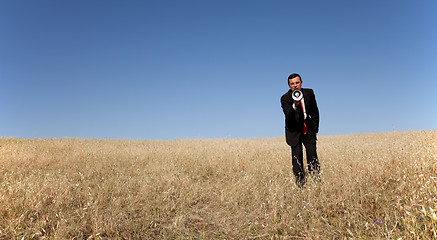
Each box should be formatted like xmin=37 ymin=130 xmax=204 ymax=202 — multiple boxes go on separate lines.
xmin=281 ymin=88 xmax=320 ymax=186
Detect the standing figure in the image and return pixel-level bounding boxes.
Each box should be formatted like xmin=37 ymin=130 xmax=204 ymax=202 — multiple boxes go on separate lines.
xmin=280 ymin=73 xmax=320 ymax=188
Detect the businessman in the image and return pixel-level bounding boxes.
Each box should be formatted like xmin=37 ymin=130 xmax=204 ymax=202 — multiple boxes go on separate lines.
xmin=280 ymin=73 xmax=320 ymax=188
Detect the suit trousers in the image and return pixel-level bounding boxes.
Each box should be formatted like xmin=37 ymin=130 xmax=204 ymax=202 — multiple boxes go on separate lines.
xmin=291 ymin=133 xmax=320 ymax=183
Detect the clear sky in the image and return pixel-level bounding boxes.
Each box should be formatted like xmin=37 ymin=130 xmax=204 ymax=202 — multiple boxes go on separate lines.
xmin=1 ymin=0 xmax=436 ymax=140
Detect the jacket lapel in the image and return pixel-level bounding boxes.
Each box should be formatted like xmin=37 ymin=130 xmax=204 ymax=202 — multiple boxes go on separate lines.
xmin=302 ymin=88 xmax=309 ymax=112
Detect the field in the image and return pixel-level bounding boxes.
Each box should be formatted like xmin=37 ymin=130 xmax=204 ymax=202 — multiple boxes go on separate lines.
xmin=0 ymin=131 xmax=436 ymax=239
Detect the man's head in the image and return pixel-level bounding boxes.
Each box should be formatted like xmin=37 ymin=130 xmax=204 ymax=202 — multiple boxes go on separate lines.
xmin=288 ymin=73 xmax=302 ymax=91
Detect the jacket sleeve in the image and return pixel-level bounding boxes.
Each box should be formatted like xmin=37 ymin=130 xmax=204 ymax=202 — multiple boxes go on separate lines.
xmin=308 ymin=89 xmax=320 ymax=133
xmin=281 ymin=93 xmax=300 ymax=124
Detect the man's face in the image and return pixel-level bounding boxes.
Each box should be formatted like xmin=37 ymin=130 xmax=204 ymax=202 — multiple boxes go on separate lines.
xmin=288 ymin=77 xmax=302 ymax=91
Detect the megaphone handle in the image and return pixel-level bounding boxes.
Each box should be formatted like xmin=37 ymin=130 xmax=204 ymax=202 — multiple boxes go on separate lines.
xmin=293 ymin=100 xmax=300 ymax=110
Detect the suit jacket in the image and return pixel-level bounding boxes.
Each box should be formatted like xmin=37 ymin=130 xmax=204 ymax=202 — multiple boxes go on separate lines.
xmin=281 ymin=88 xmax=319 ymax=147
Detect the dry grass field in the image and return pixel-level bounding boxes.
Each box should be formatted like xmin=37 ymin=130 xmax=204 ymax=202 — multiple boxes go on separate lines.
xmin=0 ymin=131 xmax=436 ymax=239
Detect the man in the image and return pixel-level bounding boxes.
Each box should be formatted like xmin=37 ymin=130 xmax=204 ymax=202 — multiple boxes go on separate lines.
xmin=280 ymin=73 xmax=320 ymax=188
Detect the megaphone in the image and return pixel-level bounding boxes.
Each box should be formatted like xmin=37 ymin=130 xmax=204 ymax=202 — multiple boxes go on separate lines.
xmin=292 ymin=90 xmax=303 ymax=101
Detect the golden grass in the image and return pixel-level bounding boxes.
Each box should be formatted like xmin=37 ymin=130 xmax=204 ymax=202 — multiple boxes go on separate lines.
xmin=0 ymin=131 xmax=436 ymax=239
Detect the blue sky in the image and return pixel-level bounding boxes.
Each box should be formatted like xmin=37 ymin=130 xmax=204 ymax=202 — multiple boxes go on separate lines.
xmin=1 ymin=0 xmax=436 ymax=139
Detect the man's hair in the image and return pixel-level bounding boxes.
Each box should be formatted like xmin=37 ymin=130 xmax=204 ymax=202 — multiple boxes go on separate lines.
xmin=288 ymin=73 xmax=302 ymax=83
